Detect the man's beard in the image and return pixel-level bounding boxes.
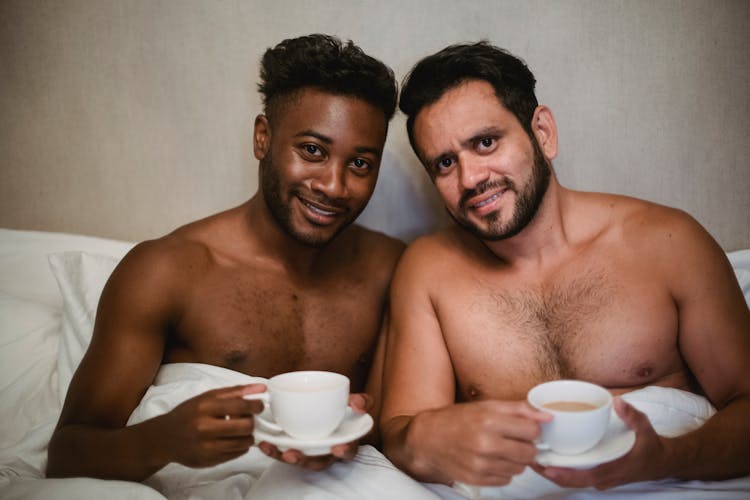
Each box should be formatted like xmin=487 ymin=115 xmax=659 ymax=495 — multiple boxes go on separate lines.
xmin=260 ymin=153 xmax=360 ymax=248
xmin=451 ymin=137 xmax=551 ymax=241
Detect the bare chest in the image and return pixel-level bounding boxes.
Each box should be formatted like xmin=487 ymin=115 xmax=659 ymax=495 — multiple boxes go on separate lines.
xmin=168 ymin=266 xmax=383 ymax=388
xmin=438 ymin=264 xmax=685 ymax=400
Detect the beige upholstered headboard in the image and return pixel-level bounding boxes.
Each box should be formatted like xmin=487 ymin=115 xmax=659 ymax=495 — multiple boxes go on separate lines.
xmin=2 ymin=1 xmax=748 ymax=250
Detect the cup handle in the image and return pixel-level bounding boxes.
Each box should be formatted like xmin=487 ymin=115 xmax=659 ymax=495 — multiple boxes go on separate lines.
xmin=535 ymin=440 xmax=550 ymax=451
xmin=243 ymin=393 xmax=283 ymax=434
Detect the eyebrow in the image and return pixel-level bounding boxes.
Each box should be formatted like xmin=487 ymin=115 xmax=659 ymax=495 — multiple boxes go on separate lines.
xmin=295 ymin=129 xmax=333 ymax=144
xmin=294 ymin=129 xmax=382 ymax=159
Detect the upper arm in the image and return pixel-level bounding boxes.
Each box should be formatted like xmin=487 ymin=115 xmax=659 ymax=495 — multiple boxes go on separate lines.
xmin=364 ymin=309 xmax=388 ymax=423
xmin=57 ymin=240 xmax=186 ymax=429
xmin=661 ymin=213 xmax=750 ymax=408
xmin=363 ymin=235 xmax=406 ymax=419
xmin=380 ymin=239 xmax=456 ymax=427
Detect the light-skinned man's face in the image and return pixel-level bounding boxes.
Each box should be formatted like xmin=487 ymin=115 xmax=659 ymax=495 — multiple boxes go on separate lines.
xmin=255 ymin=88 xmax=388 ymax=247
xmin=413 ymin=80 xmax=551 ymax=241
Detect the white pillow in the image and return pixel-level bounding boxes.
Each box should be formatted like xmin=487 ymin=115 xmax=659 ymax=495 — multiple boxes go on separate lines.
xmin=0 ymin=228 xmax=133 ymax=307
xmin=728 ymin=249 xmax=750 ymax=306
xmin=48 ymin=252 xmax=120 ymax=405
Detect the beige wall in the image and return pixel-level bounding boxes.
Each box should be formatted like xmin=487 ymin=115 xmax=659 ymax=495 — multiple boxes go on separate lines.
xmin=1 ymin=0 xmax=749 ymax=249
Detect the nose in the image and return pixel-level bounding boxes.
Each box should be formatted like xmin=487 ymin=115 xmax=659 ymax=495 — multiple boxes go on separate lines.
xmin=457 ymin=152 xmax=490 ymax=191
xmin=310 ymin=162 xmax=347 ymax=199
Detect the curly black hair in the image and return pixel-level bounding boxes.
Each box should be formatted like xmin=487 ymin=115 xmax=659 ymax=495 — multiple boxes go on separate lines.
xmin=399 ymin=41 xmax=538 ymax=155
xmin=258 ymin=34 xmax=397 ymax=124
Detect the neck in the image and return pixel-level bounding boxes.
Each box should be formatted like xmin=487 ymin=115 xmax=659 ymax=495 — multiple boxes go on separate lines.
xmin=244 ymin=194 xmax=332 ymax=277
xmin=480 ymin=178 xmax=572 ymax=268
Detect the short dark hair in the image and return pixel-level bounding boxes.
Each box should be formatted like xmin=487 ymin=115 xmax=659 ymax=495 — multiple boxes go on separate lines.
xmin=258 ymin=34 xmax=397 ymax=124
xmin=399 ymin=41 xmax=538 ymax=155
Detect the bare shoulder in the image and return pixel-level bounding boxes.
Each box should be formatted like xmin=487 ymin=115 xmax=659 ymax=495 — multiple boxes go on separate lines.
xmin=105 ymin=222 xmax=218 ymax=305
xmin=576 ymin=191 xmax=729 ymax=283
xmin=120 ymin=203 xmax=249 ymax=273
xmin=614 ymin=194 xmax=721 ymax=257
xmin=392 ymin=227 xmax=474 ymax=287
xmin=571 ymin=191 xmax=717 ymax=253
xmin=406 ymin=225 xmax=479 ymax=262
xmin=121 ymin=230 xmax=210 ymax=278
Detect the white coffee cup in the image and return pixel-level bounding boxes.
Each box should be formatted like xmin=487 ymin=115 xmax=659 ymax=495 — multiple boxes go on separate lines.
xmin=527 ymin=380 xmax=612 ymax=455
xmin=244 ymin=370 xmax=350 ymax=440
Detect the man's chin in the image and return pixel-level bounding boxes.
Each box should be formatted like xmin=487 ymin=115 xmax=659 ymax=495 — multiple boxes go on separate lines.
xmin=289 ymin=225 xmax=342 ymax=248
xmin=452 ymin=212 xmax=507 ymax=240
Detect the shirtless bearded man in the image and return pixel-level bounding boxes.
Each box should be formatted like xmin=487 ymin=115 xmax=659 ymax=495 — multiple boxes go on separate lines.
xmin=47 ymin=34 xmax=404 ymax=480
xmin=380 ymin=42 xmax=750 ymax=489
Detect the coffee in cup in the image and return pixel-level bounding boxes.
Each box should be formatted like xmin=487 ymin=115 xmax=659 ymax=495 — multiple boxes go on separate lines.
xmin=542 ymin=401 xmax=599 ymax=412
xmin=244 ymin=370 xmax=349 ymax=440
xmin=527 ymin=380 xmax=612 ymax=455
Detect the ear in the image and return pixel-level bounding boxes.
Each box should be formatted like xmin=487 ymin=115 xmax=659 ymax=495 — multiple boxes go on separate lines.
xmin=531 ymin=105 xmax=558 ymax=160
xmin=253 ymin=114 xmax=271 ymax=160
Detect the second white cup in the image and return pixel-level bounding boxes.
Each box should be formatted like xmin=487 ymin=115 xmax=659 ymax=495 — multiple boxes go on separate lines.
xmin=527 ymin=379 xmax=612 ymax=455
xmin=245 ymin=370 xmax=350 ymax=440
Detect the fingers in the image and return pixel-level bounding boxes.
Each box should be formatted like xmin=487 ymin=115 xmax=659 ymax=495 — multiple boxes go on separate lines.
xmin=537 ymin=463 xmax=622 ymax=490
xmin=258 ymin=441 xmax=283 ymax=461
xmin=458 ymin=471 xmax=516 ymax=487
xmin=480 ymin=411 xmax=545 ymax=445
xmin=218 ymin=396 xmax=265 ymax=418
xmin=258 ymin=442 xmax=342 ymax=471
xmin=538 ymin=465 xmax=596 ymax=488
xmin=348 ymin=393 xmax=372 ymax=414
xmin=214 ymin=415 xmax=257 ymax=438
xmin=214 ymin=383 xmax=267 ymax=399
xmin=510 ymin=400 xmax=554 ymax=423
xmin=488 ymin=437 xmax=539 ymax=465
xmin=453 ymin=456 xmax=526 ymax=486
xmin=330 ymin=441 xmax=359 ymax=460
xmin=282 ymin=449 xmax=339 ymax=471
xmin=199 ymin=387 xmax=265 ymax=418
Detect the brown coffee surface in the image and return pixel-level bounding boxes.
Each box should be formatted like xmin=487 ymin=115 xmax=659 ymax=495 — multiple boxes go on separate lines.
xmin=542 ymin=401 xmax=599 ymax=412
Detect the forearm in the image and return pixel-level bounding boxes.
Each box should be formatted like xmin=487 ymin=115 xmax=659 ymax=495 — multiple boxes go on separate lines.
xmin=46 ymin=417 xmax=170 ymax=481
xmin=664 ymin=396 xmax=750 ymax=480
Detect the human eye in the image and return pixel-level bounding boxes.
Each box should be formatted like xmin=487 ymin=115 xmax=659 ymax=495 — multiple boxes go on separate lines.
xmin=349 ymin=157 xmax=373 ymax=175
xmin=300 ymin=143 xmax=325 ymax=161
xmin=476 ymin=136 xmax=497 ymax=153
xmin=434 ymin=156 xmax=455 ymax=172
xmin=352 ymin=158 xmax=369 ymax=169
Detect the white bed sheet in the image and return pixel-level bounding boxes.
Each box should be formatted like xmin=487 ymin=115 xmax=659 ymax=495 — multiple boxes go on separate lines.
xmin=1 ymin=228 xmax=749 ymax=499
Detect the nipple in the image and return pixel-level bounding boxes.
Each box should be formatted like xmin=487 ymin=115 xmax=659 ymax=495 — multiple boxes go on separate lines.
xmin=466 ymin=385 xmax=481 ymax=400
xmin=637 ymin=364 xmax=654 ymax=379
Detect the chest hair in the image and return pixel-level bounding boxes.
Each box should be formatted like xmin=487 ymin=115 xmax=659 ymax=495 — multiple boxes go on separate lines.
xmin=483 ymin=268 xmax=615 ymax=380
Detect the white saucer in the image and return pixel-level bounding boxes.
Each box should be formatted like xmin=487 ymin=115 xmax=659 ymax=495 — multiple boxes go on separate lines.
xmin=535 ymin=410 xmax=636 ymax=469
xmin=253 ymin=407 xmax=373 ymax=456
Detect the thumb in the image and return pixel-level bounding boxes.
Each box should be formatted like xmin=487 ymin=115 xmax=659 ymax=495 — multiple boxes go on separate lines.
xmin=614 ymin=397 xmax=650 ymax=432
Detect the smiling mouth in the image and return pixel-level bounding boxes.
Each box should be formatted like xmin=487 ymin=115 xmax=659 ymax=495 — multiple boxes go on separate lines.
xmin=468 ymin=186 xmax=511 ymax=211
xmin=297 ymin=196 xmax=346 ymax=223
xmin=302 ymin=200 xmax=337 ymax=216
xmin=472 ymin=192 xmax=502 ymax=209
